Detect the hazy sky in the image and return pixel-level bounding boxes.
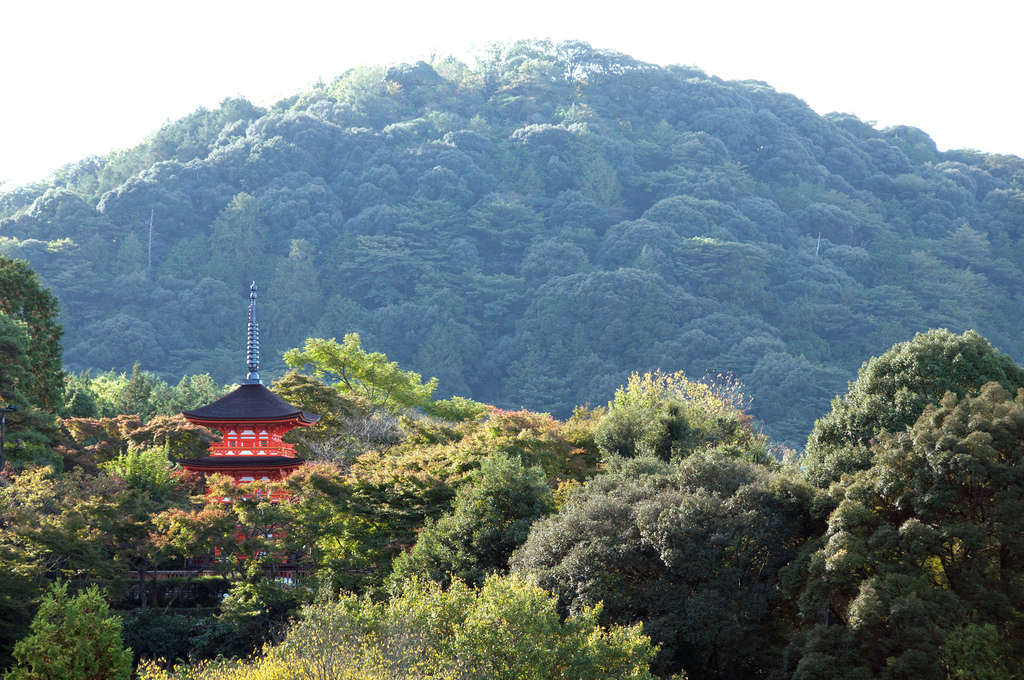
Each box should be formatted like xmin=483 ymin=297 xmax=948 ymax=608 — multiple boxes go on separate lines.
xmin=2 ymin=0 xmax=1021 ymax=188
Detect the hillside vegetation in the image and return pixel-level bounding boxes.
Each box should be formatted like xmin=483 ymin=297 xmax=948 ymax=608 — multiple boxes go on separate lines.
xmin=3 ymin=312 xmax=1023 ymax=678
xmin=3 ymin=39 xmax=1024 ymax=445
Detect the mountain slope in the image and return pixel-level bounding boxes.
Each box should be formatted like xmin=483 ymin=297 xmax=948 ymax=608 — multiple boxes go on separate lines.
xmin=3 ymin=39 xmax=1023 ymax=446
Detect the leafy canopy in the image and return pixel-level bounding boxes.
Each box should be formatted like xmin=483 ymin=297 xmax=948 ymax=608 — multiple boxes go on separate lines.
xmin=0 ymin=254 xmax=63 ymax=412
xmin=6 ymin=581 xmax=132 ymax=680
xmin=271 ymin=370 xmax=373 ymax=463
xmin=596 ymin=370 xmax=768 ymax=463
xmin=139 ymin=575 xmax=660 ymax=680
xmin=805 ymin=329 xmax=1024 ymax=487
xmin=788 ymin=382 xmax=1024 ymax=680
xmin=284 ymin=334 xmax=438 ymax=412
xmin=62 ymin=366 xmax=227 ymax=420
xmin=512 ymin=451 xmax=819 ymax=679
xmin=388 ymin=452 xmax=554 ymax=589
xmin=0 ymin=312 xmax=58 ymax=465
xmin=101 ymin=444 xmax=179 ymax=502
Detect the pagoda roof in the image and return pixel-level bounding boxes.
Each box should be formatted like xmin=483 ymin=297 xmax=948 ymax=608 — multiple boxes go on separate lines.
xmin=179 ymin=454 xmax=306 ymax=470
xmin=182 ymin=383 xmax=320 ymax=425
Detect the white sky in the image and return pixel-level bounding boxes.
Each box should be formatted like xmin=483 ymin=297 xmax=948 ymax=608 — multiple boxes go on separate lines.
xmin=2 ymin=0 xmax=1022 ymax=189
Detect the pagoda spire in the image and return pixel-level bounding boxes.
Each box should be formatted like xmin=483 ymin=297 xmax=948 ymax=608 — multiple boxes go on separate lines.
xmin=244 ymin=281 xmax=261 ymax=384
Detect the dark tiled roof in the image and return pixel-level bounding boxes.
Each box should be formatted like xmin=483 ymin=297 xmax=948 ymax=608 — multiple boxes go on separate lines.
xmin=182 ymin=384 xmax=320 ymax=424
xmin=179 ymin=455 xmax=306 ymax=470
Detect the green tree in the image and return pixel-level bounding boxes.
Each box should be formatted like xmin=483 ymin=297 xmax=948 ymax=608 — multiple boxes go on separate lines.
xmin=101 ymin=444 xmax=179 ymax=503
xmin=512 ymin=452 xmax=819 ymax=678
xmin=595 ymin=370 xmax=768 ymax=464
xmin=283 ymin=334 xmax=437 ymax=413
xmin=265 ymin=238 xmax=323 ymax=354
xmin=466 ymin=194 xmax=544 ymax=266
xmin=207 ymin=193 xmax=272 ymax=289
xmin=0 ymin=255 xmax=63 ymax=412
xmin=120 ymin=362 xmax=156 ymax=416
xmin=0 ymin=312 xmax=58 ymax=466
xmin=276 ymin=463 xmax=361 ymax=581
xmin=0 ymin=314 xmax=32 ymax=402
xmin=6 ymin=582 xmax=132 ymax=680
xmin=139 ymin=575 xmax=659 ymax=680
xmin=421 ymin=395 xmax=490 ymax=422
xmin=60 ymin=368 xmax=226 ymax=421
xmin=0 ymin=468 xmax=112 ymax=596
xmin=163 ymin=374 xmax=227 ymax=414
xmin=940 ymin=624 xmax=1013 ymax=680
xmin=804 ymin=329 xmax=1024 ymax=487
xmin=389 ymin=453 xmax=553 ymax=589
xmin=60 ymin=373 xmax=100 ymax=418
xmin=788 ymin=383 xmax=1024 ymax=679
xmin=114 ymin=232 xmax=145 ymax=274
xmin=271 ymin=370 xmax=370 ymax=463
xmin=0 ymin=461 xmax=196 ymax=617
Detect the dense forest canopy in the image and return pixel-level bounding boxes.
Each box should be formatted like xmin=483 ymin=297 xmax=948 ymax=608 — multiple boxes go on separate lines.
xmin=5 ymin=325 xmax=1022 ymax=679
xmin=2 ymin=39 xmax=1024 ymax=446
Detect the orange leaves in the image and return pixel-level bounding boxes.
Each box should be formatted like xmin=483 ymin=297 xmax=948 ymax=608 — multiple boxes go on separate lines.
xmin=60 ymin=414 xmax=217 ymax=470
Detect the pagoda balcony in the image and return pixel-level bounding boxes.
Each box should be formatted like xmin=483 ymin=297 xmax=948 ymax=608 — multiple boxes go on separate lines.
xmin=207 ymin=442 xmax=298 ymax=457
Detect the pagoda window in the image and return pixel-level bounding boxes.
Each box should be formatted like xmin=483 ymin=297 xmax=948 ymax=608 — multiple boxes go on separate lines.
xmin=260 ymin=439 xmax=268 ymax=447
xmin=229 ymin=440 xmax=237 ymax=447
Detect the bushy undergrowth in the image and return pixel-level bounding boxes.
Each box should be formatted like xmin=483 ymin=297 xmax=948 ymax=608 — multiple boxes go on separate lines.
xmin=137 ymin=575 xmax=664 ymax=680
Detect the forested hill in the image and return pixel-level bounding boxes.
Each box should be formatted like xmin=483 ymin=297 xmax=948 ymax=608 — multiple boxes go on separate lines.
xmin=2 ymin=40 xmax=1023 ymax=445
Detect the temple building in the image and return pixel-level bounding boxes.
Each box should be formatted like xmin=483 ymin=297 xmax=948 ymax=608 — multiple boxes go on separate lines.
xmin=179 ymin=282 xmax=319 ymax=483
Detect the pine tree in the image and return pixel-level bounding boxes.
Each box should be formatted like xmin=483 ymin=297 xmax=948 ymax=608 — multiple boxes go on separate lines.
xmin=6 ymin=582 xmax=132 ymax=680
xmin=0 ymin=255 xmax=63 ymax=412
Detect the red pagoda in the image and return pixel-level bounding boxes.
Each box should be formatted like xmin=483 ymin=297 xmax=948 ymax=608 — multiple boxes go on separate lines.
xmin=180 ymin=282 xmax=319 ymax=483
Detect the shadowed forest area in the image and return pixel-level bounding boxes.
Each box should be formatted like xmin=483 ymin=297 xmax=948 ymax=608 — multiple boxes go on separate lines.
xmin=2 ymin=39 xmax=1024 ymax=680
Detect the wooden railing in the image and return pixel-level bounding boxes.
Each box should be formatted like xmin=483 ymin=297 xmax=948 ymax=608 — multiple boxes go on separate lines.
xmin=126 ymin=569 xmax=310 ymax=581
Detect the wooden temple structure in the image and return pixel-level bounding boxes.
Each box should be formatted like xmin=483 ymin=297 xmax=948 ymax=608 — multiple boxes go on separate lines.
xmin=179 ymin=282 xmax=319 ymax=483
xmin=126 ymin=284 xmax=320 ymax=591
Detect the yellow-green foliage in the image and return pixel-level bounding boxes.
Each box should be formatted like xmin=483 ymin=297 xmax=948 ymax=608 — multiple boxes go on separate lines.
xmin=284 ymin=335 xmax=438 ymax=412
xmin=612 ymin=370 xmax=750 ymax=439
xmin=138 ymin=575 xmax=659 ymax=680
xmin=422 ymin=396 xmax=490 ymax=422
xmin=101 ymin=444 xmax=178 ymax=500
xmin=365 ymin=405 xmax=601 ymax=491
xmin=597 ymin=370 xmax=766 ymax=462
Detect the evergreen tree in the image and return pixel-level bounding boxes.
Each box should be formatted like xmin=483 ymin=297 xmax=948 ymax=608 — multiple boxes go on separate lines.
xmin=788 ymin=383 xmax=1024 ymax=679
xmin=6 ymin=582 xmax=132 ymax=680
xmin=388 ymin=453 xmax=553 ymax=588
xmin=0 ymin=255 xmax=63 ymax=412
xmin=805 ymin=329 xmax=1024 ymax=487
